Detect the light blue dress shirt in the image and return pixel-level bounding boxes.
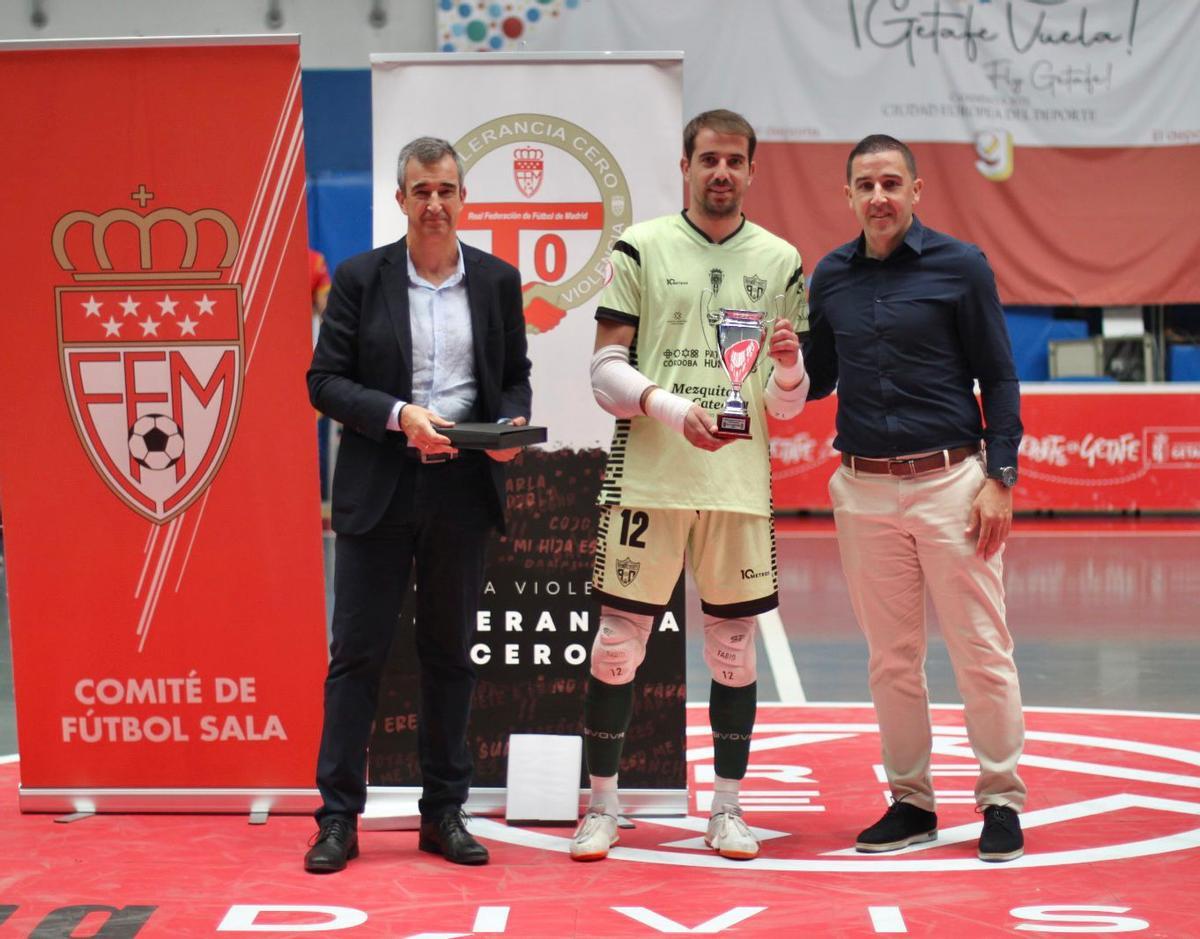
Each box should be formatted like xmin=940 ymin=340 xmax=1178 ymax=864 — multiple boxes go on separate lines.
xmin=387 ymin=244 xmax=478 ymax=430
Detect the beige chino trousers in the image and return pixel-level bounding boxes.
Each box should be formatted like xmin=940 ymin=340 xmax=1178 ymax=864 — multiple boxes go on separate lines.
xmin=830 ymin=455 xmax=1027 ymax=812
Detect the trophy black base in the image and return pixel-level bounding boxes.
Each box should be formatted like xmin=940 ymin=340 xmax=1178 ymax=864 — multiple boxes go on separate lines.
xmin=714 ymin=412 xmax=752 ymax=439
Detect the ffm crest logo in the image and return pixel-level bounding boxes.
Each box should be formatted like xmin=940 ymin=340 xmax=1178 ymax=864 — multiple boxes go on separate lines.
xmin=512 ymin=146 xmax=545 ymax=198
xmin=53 ymin=185 xmax=244 ymax=524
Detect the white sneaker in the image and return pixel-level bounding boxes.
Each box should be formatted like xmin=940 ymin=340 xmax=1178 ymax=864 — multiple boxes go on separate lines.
xmin=570 ymin=811 xmax=619 ymax=861
xmin=705 ymin=806 xmax=759 ymax=860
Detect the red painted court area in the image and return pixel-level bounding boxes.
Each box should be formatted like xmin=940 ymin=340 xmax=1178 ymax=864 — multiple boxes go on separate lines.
xmin=3 ymin=703 xmax=1199 ymax=937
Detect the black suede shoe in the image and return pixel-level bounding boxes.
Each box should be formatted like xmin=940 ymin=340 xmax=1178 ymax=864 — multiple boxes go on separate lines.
xmin=304 ymin=816 xmax=359 ymax=873
xmin=419 ymin=810 xmax=490 ymax=865
xmin=978 ymin=805 xmax=1024 ymax=862
xmin=855 ymin=799 xmax=938 ymax=853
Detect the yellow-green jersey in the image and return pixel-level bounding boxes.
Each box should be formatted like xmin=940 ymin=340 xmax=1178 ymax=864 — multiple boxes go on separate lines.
xmin=596 ymin=212 xmax=808 ymax=517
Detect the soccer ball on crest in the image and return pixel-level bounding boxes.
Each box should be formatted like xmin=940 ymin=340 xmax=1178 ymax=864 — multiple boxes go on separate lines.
xmin=129 ymin=414 xmax=184 ymax=471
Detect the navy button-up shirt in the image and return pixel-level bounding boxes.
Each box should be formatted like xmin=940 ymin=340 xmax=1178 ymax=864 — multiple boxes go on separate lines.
xmin=804 ymin=216 xmax=1022 ymax=473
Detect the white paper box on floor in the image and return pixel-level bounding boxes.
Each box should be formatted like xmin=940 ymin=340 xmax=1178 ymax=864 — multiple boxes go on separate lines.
xmin=505 ymin=734 xmax=582 ymax=825
xmin=359 ymin=792 xmax=422 ymax=831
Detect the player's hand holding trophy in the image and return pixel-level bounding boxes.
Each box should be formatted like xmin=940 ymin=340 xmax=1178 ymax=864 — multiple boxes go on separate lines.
xmin=713 ymin=309 xmax=766 ymax=439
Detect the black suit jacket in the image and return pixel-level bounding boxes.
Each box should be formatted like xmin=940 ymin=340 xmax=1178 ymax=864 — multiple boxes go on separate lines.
xmin=307 ymin=237 xmax=532 ymax=535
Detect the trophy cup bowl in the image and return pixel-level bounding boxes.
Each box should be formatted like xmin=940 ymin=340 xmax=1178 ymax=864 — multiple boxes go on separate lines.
xmin=714 ymin=308 xmax=766 ymax=439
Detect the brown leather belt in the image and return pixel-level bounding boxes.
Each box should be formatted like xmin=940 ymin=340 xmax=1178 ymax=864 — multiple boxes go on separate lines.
xmin=842 ymin=443 xmax=980 ymax=478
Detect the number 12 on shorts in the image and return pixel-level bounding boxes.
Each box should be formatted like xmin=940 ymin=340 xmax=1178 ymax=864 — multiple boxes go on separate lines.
xmin=618 ymin=508 xmax=648 ymax=548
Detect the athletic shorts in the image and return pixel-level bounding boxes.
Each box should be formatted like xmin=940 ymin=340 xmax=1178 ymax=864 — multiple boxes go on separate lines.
xmin=592 ymin=505 xmax=778 ymax=617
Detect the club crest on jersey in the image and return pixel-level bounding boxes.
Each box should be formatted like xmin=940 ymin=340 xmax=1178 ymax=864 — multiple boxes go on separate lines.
xmin=709 ymin=268 xmax=724 ymax=295
xmin=53 ymin=186 xmax=244 ymax=524
xmin=513 ymin=146 xmax=544 ymax=198
xmin=616 ymin=557 xmax=641 ymax=587
xmin=744 ymin=274 xmax=766 ymax=303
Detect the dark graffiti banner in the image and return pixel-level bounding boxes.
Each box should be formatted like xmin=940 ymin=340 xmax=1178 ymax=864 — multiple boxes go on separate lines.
xmin=368 ymin=448 xmax=686 ymax=800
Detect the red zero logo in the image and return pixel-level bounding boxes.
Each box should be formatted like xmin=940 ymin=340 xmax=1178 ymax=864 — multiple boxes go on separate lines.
xmin=455 ymin=115 xmax=632 ymax=335
xmin=473 ymin=704 xmax=1200 ymax=873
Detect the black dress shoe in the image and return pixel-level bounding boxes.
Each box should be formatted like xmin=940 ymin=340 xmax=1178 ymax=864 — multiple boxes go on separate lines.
xmin=304 ymin=816 xmax=359 ymax=873
xmin=978 ymin=804 xmax=1024 ymax=862
xmin=855 ymin=799 xmax=938 ymax=853
xmin=419 ymin=810 xmax=490 ymax=865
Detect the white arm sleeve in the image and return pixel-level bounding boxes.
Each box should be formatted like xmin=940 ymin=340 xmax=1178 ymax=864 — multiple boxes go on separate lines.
xmin=643 ymin=387 xmax=693 ymax=435
xmin=763 ymin=352 xmax=811 ymax=420
xmin=590 ymin=344 xmax=654 ymax=418
xmin=590 ymin=344 xmax=694 ymax=434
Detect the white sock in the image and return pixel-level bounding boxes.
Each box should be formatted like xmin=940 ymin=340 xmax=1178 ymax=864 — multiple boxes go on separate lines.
xmin=589 ymin=774 xmax=620 ymax=817
xmin=712 ymin=775 xmax=741 ymax=815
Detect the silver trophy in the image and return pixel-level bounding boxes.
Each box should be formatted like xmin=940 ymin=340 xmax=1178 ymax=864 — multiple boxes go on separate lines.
xmin=714 ymin=308 xmax=766 ymax=439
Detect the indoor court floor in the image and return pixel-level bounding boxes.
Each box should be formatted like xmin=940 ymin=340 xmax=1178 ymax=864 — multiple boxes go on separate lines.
xmin=1 ymin=515 xmax=1198 ymax=936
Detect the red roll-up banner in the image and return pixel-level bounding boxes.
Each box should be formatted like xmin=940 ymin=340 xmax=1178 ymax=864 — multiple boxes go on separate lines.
xmin=769 ymin=388 xmax=1200 ymax=513
xmin=0 ymin=37 xmax=327 ymax=812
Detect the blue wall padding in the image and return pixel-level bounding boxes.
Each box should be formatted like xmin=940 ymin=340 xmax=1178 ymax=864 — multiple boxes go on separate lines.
xmin=307 ymin=172 xmax=373 ymax=272
xmin=1169 ymin=344 xmax=1200 ymax=381
xmin=1005 ymin=307 xmax=1089 ymax=381
xmin=301 ymin=70 xmax=372 ymax=174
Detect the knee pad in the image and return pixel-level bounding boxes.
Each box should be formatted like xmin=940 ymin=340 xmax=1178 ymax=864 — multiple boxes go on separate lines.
xmin=589 ymin=608 xmax=654 ymax=685
xmin=703 ymin=614 xmax=757 ymax=687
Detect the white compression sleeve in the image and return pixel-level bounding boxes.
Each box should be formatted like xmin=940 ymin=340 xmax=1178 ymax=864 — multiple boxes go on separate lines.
xmin=590 ymin=343 xmax=694 ymax=433
xmin=762 ymin=352 xmax=811 ymax=420
xmin=643 ymin=388 xmax=693 ymax=435
xmin=590 ymin=344 xmax=653 ymax=418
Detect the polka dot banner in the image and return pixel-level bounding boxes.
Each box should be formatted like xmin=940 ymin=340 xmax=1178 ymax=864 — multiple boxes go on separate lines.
xmin=436 ymin=0 xmax=580 ymax=52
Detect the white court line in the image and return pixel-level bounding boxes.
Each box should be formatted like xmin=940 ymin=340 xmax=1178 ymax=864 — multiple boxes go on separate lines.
xmin=757 ymin=608 xmax=805 ymax=704
xmin=775 ymin=528 xmax=1200 ymax=540
xmin=1009 ymin=529 xmax=1200 ymax=539
xmin=688 ymin=701 xmax=1200 ymax=720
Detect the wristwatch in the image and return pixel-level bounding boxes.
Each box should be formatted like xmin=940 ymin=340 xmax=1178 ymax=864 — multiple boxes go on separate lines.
xmin=988 ymin=466 xmax=1018 ymax=488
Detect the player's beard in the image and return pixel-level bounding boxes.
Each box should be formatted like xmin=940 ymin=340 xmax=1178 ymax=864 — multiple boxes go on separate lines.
xmin=700 ymin=186 xmax=741 ymax=218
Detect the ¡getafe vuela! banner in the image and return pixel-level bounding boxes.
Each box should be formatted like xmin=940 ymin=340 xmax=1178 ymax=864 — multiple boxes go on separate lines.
xmin=441 ymin=1 xmax=1200 ymax=308
xmin=0 ymin=37 xmax=328 ymax=810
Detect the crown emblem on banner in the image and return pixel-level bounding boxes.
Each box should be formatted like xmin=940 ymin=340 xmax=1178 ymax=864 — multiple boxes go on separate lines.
xmin=51 ymin=185 xmax=240 ymax=282
xmin=513 ymin=147 xmax=545 ymax=198
xmin=53 ymin=183 xmax=245 ymax=525
xmin=514 ymin=146 xmax=543 ymax=163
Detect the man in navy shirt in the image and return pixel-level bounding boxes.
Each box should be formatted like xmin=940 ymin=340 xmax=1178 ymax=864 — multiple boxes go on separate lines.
xmin=804 ymin=134 xmax=1026 ymax=862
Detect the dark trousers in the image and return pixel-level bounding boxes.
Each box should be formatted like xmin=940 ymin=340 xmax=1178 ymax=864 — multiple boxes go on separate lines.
xmin=315 ymin=455 xmax=494 ymax=822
